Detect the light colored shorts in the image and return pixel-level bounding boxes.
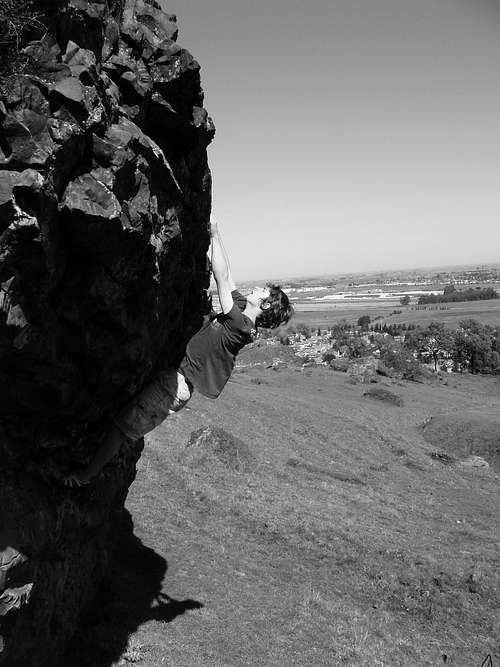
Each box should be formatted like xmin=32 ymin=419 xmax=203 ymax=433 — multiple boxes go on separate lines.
xmin=113 ymin=369 xmax=192 ymax=441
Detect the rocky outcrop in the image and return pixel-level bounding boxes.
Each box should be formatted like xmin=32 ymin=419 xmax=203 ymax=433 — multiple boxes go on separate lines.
xmin=0 ymin=1 xmax=214 ymax=664
xmin=181 ymin=426 xmax=256 ymax=473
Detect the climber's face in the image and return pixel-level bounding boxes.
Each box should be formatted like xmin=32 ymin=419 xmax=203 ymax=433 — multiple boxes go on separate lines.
xmin=246 ymin=286 xmax=270 ymax=309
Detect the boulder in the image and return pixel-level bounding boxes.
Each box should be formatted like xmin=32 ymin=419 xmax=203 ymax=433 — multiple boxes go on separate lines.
xmin=0 ymin=0 xmax=214 ymax=663
xmin=0 ymin=109 xmax=54 ymax=169
xmin=181 ymin=426 xmax=256 ymax=473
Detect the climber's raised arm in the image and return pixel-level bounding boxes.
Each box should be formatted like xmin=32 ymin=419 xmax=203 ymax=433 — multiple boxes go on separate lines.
xmin=210 ymin=216 xmax=235 ymax=314
xmin=218 ymin=229 xmax=236 ymax=293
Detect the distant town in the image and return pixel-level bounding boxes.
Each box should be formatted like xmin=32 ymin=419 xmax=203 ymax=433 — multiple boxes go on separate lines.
xmin=274 ymin=263 xmax=500 ymax=290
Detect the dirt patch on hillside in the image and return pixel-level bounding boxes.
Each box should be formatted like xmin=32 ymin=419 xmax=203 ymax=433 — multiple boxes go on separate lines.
xmin=423 ymin=411 xmax=500 ymax=472
xmin=363 ymin=387 xmax=404 ymax=406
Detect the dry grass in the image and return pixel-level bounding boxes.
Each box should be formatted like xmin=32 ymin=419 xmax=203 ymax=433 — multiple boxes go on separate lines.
xmin=0 ymin=0 xmax=42 ymax=46
xmin=0 ymin=0 xmax=44 ymax=78
xmin=66 ymin=350 xmax=500 ymax=666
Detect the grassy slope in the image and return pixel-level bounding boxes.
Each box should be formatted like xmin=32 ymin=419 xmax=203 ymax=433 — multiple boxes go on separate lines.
xmin=67 ymin=353 xmax=500 ymax=666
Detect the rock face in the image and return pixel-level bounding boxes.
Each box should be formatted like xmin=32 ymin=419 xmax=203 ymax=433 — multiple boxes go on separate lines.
xmin=0 ymin=2 xmax=214 ymax=664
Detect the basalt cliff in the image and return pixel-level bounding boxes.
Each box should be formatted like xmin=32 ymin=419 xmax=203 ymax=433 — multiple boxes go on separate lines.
xmin=0 ymin=1 xmax=214 ymax=663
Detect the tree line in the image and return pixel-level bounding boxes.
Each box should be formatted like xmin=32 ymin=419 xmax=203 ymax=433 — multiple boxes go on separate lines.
xmin=418 ymin=284 xmax=498 ymax=305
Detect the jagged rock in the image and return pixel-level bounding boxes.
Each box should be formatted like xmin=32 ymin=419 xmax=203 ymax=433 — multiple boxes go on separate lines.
xmin=0 ymin=171 xmax=20 ymax=226
xmin=61 ymin=172 xmax=122 ymax=235
xmin=59 ymin=0 xmax=107 ymax=59
xmin=0 ymin=168 xmax=44 ymax=233
xmin=51 ymin=78 xmax=106 ymax=131
xmin=0 ymin=109 xmax=54 ymax=169
xmin=150 ymin=43 xmax=203 ymax=116
xmin=0 ymin=0 xmax=214 ymax=663
xmin=63 ymin=41 xmax=98 ymax=85
xmin=51 ymin=76 xmax=85 ymax=104
xmin=102 ymin=17 xmax=120 ymax=61
xmin=121 ymin=0 xmax=178 ymax=57
xmin=22 ymin=36 xmax=71 ymax=83
xmin=2 ymin=77 xmax=50 ymax=117
xmin=98 ymin=71 xmax=122 ymax=113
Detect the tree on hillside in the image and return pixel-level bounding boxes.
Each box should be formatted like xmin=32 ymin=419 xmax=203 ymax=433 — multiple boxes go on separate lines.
xmin=330 ymin=319 xmax=351 ymax=347
xmin=405 ymin=321 xmax=454 ymax=371
xmin=322 ymin=349 xmax=336 ymax=364
xmin=400 ymin=295 xmax=411 ymax=306
xmin=374 ymin=337 xmax=423 ymax=381
xmin=345 ymin=336 xmax=369 ymax=359
xmin=357 ymin=314 xmax=371 ymax=331
xmin=452 ymin=319 xmax=500 ymax=374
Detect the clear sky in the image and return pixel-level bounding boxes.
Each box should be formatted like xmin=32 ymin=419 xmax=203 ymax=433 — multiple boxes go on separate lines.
xmin=167 ymin=0 xmax=500 ymax=281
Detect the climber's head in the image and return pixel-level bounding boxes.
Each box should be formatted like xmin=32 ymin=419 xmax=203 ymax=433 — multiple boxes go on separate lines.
xmin=247 ymin=283 xmax=293 ymax=329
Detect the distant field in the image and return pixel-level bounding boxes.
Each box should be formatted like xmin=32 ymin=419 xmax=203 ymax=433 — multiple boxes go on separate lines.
xmin=294 ymin=297 xmax=500 ymax=329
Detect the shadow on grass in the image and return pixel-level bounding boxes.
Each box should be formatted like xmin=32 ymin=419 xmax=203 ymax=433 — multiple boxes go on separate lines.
xmin=64 ymin=508 xmax=203 ymax=667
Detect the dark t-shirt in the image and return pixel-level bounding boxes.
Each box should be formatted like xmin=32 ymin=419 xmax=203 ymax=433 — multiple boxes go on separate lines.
xmin=179 ymin=290 xmax=254 ymax=398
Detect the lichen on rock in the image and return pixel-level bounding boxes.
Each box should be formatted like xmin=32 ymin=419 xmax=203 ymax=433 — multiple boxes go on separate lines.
xmin=0 ymin=1 xmax=214 ymax=663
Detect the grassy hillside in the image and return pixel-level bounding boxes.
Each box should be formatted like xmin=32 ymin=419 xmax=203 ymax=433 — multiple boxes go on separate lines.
xmin=66 ymin=357 xmax=500 ymax=666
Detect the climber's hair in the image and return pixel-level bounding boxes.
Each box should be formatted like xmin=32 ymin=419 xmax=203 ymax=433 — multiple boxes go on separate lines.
xmin=255 ymin=284 xmax=294 ymax=329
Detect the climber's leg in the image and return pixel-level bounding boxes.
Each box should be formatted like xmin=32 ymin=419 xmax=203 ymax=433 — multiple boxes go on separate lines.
xmin=64 ymin=370 xmax=192 ymax=486
xmin=114 ymin=369 xmax=192 ymax=441
xmin=63 ymin=426 xmax=124 ymax=486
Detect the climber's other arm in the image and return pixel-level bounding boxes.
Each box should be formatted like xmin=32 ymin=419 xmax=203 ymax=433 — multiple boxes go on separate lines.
xmin=210 ymin=216 xmax=234 ymax=314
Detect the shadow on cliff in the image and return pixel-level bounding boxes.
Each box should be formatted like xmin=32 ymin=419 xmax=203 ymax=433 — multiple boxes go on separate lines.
xmin=63 ymin=508 xmax=203 ymax=666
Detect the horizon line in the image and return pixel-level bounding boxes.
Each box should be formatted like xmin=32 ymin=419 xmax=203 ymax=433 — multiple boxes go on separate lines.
xmin=234 ymin=260 xmax=500 ymax=286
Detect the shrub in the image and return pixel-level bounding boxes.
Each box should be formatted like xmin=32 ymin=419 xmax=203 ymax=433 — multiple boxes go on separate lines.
xmin=357 ymin=315 xmax=371 ymax=330
xmin=322 ymin=350 xmax=336 ymax=364
xmin=452 ymin=319 xmax=500 ymax=374
xmin=344 ymin=336 xmax=369 ymax=359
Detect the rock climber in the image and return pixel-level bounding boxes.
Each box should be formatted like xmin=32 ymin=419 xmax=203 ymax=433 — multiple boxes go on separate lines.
xmin=64 ymin=216 xmax=293 ymax=486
